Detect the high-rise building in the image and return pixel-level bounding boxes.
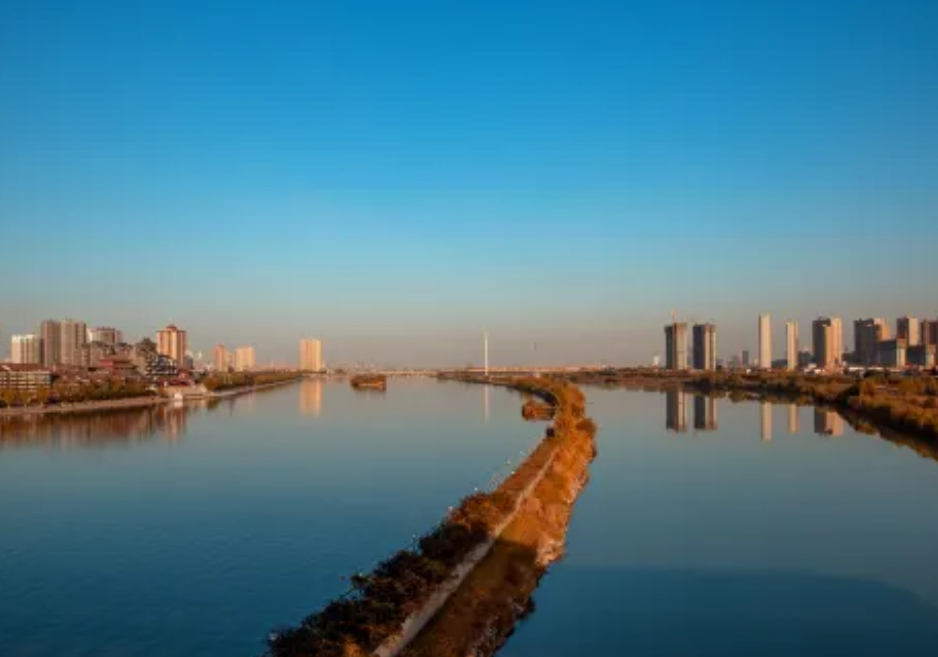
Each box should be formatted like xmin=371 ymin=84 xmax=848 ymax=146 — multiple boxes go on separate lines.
xmin=664 ymin=322 xmax=688 ymax=370
xmin=300 ymin=338 xmax=323 ymax=371
xmin=897 ymin=316 xmax=920 ymax=347
xmin=877 ymin=339 xmax=907 ymax=369
xmin=90 ymin=327 xmax=122 ymax=346
xmin=40 ymin=320 xmax=60 ymax=367
xmin=854 ymin=318 xmax=889 ymax=366
xmin=742 ymin=349 xmax=750 ymax=367
xmin=691 ymin=324 xmax=716 ymax=371
xmin=812 ymin=317 xmax=842 ymax=370
xmin=11 ymin=335 xmax=41 ymax=364
xmin=156 ymin=325 xmax=188 ymax=368
xmin=59 ymin=319 xmax=88 ymax=366
xmin=922 ymin=319 xmax=938 ymax=347
xmin=234 ymin=346 xmax=256 ymax=372
xmin=213 ymin=344 xmax=228 ymax=372
xmin=785 ymin=321 xmax=799 ymax=370
xmin=758 ymin=314 xmax=771 ymax=369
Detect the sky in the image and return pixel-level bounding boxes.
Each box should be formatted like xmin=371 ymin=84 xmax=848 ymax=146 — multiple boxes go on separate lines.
xmin=1 ymin=0 xmax=936 ymax=367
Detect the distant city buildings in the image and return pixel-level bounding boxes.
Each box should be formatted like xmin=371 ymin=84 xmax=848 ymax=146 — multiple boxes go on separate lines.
xmin=854 ymin=318 xmax=889 ymax=366
xmin=300 ymin=338 xmax=323 ymax=372
xmin=877 ymin=338 xmax=907 ymax=369
xmin=758 ymin=314 xmax=771 ymax=369
xmin=664 ymin=322 xmax=688 ymax=370
xmin=156 ymin=325 xmax=188 ymax=369
xmin=235 ymin=346 xmax=256 ymax=372
xmin=213 ymin=344 xmax=228 ymax=372
xmin=812 ymin=317 xmax=842 ymax=370
xmin=785 ymin=321 xmax=798 ymax=371
xmin=0 ymin=364 xmax=51 ymax=392
xmin=11 ymin=335 xmax=40 ymax=364
xmin=908 ymin=344 xmax=936 ymax=368
xmin=897 ymin=316 xmax=920 ymax=347
xmin=923 ymin=319 xmax=938 ymax=347
xmin=38 ymin=319 xmax=88 ymax=367
xmin=90 ymin=327 xmax=122 ymax=346
xmin=691 ymin=323 xmax=716 ymax=371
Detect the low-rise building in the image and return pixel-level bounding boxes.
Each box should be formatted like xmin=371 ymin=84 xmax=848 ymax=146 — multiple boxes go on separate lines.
xmin=0 ymin=364 xmax=52 ymax=392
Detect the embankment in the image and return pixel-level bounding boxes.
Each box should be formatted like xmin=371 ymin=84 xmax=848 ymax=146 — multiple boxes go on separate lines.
xmin=0 ymin=393 xmax=166 ymax=418
xmin=265 ymin=377 xmax=597 ymax=657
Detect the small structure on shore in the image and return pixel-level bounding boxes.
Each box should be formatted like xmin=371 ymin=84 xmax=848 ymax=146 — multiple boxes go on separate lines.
xmin=350 ymin=374 xmax=387 ymax=391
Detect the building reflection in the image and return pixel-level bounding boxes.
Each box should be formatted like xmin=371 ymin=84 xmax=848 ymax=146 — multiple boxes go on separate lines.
xmin=0 ymin=403 xmax=194 ymax=449
xmin=299 ymin=379 xmax=323 ymax=417
xmin=693 ymin=395 xmax=718 ymax=432
xmin=483 ymin=385 xmax=490 ymax=422
xmin=787 ymin=404 xmax=800 ymax=434
xmin=760 ymin=402 xmax=772 ymax=442
xmin=665 ymin=389 xmax=687 ymax=433
xmin=814 ymin=409 xmax=845 ymax=437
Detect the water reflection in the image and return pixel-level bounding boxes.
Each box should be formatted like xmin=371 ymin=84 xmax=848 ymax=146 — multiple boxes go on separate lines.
xmin=788 ymin=404 xmax=800 ymax=433
xmin=815 ymin=409 xmax=845 ymax=437
xmin=693 ymin=395 xmax=718 ymax=432
xmin=0 ymin=403 xmax=195 ymax=448
xmin=760 ymin=402 xmax=772 ymax=442
xmin=299 ymin=379 xmax=323 ymax=417
xmin=665 ymin=390 xmax=686 ymax=433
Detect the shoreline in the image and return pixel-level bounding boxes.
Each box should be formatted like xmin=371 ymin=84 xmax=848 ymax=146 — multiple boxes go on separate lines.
xmin=0 ymin=376 xmax=304 ymax=419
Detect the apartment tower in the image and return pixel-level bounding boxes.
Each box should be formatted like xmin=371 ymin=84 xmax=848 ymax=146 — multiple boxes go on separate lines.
xmin=156 ymin=325 xmax=188 ymax=368
xmin=691 ymin=323 xmax=717 ymax=371
xmin=758 ymin=314 xmax=772 ymax=369
xmin=300 ymin=338 xmax=323 ymax=372
xmin=213 ymin=344 xmax=228 ymax=372
xmin=897 ymin=316 xmax=920 ymax=347
xmin=812 ymin=317 xmax=843 ymax=370
xmin=11 ymin=335 xmax=41 ymax=364
xmin=785 ymin=321 xmax=799 ymax=370
xmin=664 ymin=322 xmax=688 ymax=370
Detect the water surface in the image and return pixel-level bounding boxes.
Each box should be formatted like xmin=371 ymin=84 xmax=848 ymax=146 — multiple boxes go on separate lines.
xmin=503 ymin=389 xmax=938 ymax=657
xmin=0 ymin=379 xmax=539 ymax=657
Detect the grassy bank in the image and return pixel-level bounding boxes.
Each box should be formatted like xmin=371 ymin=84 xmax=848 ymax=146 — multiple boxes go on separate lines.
xmin=265 ymin=378 xmax=595 ymax=657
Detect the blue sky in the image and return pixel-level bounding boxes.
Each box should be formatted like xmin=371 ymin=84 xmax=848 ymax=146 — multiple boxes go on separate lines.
xmin=1 ymin=0 xmax=936 ymax=366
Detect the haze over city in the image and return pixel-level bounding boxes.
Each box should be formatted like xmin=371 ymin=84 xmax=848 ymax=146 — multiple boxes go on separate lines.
xmin=2 ymin=0 xmax=936 ymax=366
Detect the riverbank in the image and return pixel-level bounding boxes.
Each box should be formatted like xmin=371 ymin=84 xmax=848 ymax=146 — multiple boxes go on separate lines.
xmin=567 ymin=369 xmax=938 ymax=456
xmin=265 ymin=377 xmax=597 ymax=657
xmin=0 ymin=375 xmax=304 ymax=418
xmin=0 ymin=393 xmax=166 ymax=418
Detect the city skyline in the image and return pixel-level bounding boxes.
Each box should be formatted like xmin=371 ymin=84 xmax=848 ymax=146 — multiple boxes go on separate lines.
xmin=1 ymin=2 xmax=936 ymax=366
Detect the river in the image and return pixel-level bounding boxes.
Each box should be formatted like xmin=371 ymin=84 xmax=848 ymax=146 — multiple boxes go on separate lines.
xmin=0 ymin=379 xmax=541 ymax=657
xmin=3 ymin=382 xmax=938 ymax=657
xmin=502 ymin=388 xmax=938 ymax=657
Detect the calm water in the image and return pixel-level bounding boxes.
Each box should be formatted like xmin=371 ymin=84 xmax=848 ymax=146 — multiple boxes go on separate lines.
xmin=503 ymin=389 xmax=938 ymax=657
xmin=4 ymin=384 xmax=938 ymax=657
xmin=0 ymin=379 xmax=542 ymax=657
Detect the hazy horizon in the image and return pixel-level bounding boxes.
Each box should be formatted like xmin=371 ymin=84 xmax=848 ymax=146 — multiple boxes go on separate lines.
xmin=2 ymin=1 xmax=936 ymax=366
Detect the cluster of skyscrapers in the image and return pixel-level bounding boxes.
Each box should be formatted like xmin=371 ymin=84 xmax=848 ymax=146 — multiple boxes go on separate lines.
xmin=665 ymin=313 xmax=937 ymax=372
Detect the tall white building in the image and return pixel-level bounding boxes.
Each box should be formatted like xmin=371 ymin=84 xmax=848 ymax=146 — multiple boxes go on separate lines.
xmin=11 ymin=335 xmax=41 ymax=364
xmin=299 ymin=338 xmax=323 ymax=371
xmin=758 ymin=314 xmax=772 ymax=369
xmin=785 ymin=321 xmax=799 ymax=370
